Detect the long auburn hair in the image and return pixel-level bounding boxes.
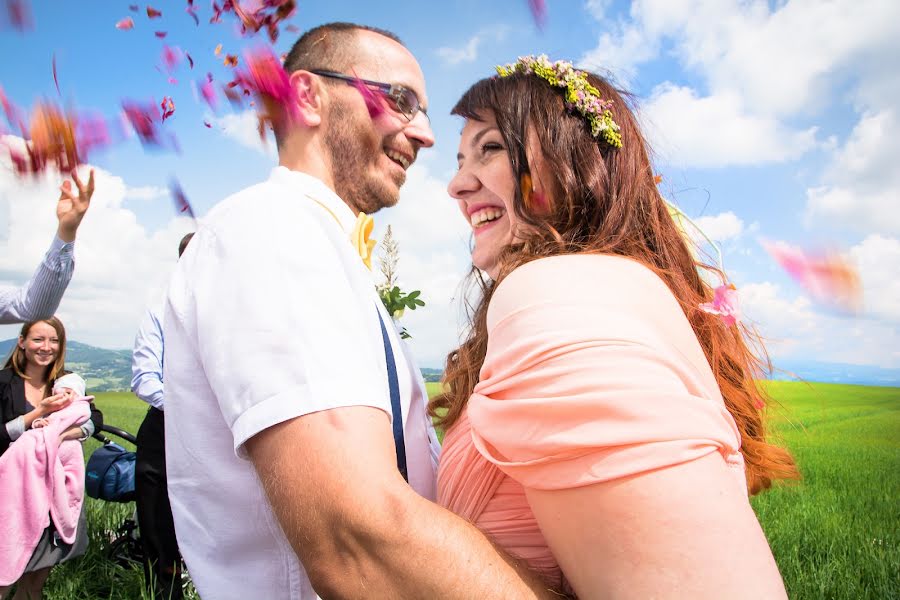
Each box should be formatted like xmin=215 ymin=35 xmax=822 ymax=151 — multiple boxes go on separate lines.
xmin=5 ymin=317 xmax=68 ymax=395
xmin=429 ymin=69 xmax=798 ymax=494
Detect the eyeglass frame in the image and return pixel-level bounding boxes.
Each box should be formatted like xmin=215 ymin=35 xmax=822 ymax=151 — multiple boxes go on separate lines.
xmin=309 ymin=70 xmax=429 ymax=122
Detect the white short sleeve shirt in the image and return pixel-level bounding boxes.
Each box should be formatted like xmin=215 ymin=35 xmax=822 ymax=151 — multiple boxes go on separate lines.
xmin=164 ymin=167 xmax=440 ymax=599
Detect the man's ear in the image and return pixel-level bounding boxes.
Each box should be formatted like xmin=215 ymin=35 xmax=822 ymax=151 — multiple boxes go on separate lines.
xmin=291 ymin=70 xmax=324 ymax=127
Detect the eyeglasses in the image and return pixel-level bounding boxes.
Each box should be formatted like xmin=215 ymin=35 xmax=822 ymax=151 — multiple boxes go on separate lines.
xmin=310 ymin=70 xmax=428 ymax=122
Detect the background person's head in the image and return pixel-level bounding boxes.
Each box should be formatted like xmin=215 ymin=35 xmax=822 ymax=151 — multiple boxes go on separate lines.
xmin=178 ymin=232 xmax=194 ymax=258
xmin=279 ymin=22 xmax=435 ymax=214
xmin=5 ymin=316 xmax=67 ymax=387
xmin=439 ymin=61 xmax=797 ymax=494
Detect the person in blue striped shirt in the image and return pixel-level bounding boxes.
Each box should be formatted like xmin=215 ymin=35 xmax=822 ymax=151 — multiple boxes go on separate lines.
xmin=0 ymin=170 xmax=94 ymax=324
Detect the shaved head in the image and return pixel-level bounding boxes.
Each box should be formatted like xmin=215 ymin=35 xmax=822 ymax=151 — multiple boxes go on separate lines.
xmin=283 ymin=22 xmax=404 ymax=74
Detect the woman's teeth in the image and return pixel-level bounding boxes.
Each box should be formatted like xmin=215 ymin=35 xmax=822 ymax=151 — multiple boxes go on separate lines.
xmin=471 ymin=207 xmax=504 ymax=228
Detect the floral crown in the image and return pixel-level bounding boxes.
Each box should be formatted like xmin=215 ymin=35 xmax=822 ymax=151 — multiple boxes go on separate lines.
xmin=496 ymin=55 xmax=623 ymax=148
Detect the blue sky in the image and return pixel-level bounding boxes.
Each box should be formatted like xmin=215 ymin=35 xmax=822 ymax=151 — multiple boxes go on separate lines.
xmin=1 ymin=0 xmax=898 ymax=372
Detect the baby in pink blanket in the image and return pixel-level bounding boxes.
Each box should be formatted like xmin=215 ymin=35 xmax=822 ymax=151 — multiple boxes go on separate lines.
xmin=30 ymin=373 xmax=95 ymax=438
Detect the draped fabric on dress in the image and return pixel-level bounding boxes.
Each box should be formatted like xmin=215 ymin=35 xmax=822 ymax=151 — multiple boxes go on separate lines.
xmin=438 ymin=255 xmax=747 ymax=591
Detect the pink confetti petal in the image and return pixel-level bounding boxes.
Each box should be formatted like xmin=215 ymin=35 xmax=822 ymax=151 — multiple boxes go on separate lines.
xmin=350 ymin=68 xmax=385 ymax=118
xmin=154 ymin=30 xmax=167 ymax=38
xmin=760 ymin=239 xmax=862 ymax=313
xmin=129 ymin=4 xmax=138 ymax=11
xmin=116 ymin=17 xmax=135 ymax=30
xmin=170 ymin=178 xmax=195 ymax=218
xmin=52 ymin=54 xmax=60 ymax=96
xmin=161 ymin=45 xmax=182 ymax=72
xmin=161 ymin=96 xmax=175 ymax=121
xmin=147 ymin=5 xmax=162 ymax=18
xmin=699 ymin=283 xmax=740 ymax=327
xmin=4 ymin=0 xmax=33 ymax=31
xmin=527 ymin=0 xmax=547 ymax=29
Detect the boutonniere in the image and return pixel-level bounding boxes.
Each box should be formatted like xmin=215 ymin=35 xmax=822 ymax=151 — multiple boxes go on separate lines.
xmin=376 ymin=225 xmax=425 ymax=339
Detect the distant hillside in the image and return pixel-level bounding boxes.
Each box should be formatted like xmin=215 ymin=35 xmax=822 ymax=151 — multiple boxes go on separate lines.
xmin=771 ymin=359 xmax=900 ymax=387
xmin=0 ymin=339 xmax=132 ymax=392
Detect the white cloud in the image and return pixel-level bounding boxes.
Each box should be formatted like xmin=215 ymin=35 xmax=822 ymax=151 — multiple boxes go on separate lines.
xmin=374 ymin=160 xmax=472 ymax=367
xmin=435 ymin=27 xmax=509 ymax=67
xmin=584 ymin=0 xmax=612 ymax=21
xmin=640 ymin=84 xmax=817 ymax=168
xmin=692 ymin=211 xmax=744 ymax=243
xmin=580 ymin=0 xmax=897 ymax=168
xmin=0 ymin=141 xmax=193 ymax=349
xmin=580 ymin=22 xmax=657 ymax=85
xmin=850 ymin=234 xmax=900 ymax=323
xmin=805 ymin=109 xmax=900 ymax=234
xmin=125 ymin=185 xmax=167 ymax=201
xmin=740 ymin=280 xmax=900 ymax=369
xmin=210 ymin=110 xmax=276 ymax=157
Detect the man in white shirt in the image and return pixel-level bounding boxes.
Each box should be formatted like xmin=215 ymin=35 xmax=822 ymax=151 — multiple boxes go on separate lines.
xmin=131 ymin=233 xmax=193 ymax=600
xmin=164 ymin=22 xmax=553 ymax=600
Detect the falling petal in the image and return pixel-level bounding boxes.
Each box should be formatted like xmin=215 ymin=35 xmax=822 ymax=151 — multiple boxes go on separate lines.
xmin=129 ymin=4 xmax=138 ymax=11
xmin=699 ymin=283 xmax=740 ymax=327
xmin=654 ymin=174 xmax=663 ymax=185
xmin=210 ymin=1 xmax=222 ymax=24
xmin=167 ymin=77 xmax=178 ymax=85
xmin=760 ymin=239 xmax=863 ymax=314
xmin=115 ymin=17 xmax=135 ymax=30
xmin=349 ymin=68 xmax=384 ymax=118
xmin=52 ymin=54 xmax=60 ymax=96
xmin=186 ymin=52 xmax=194 ymax=69
xmin=527 ymin=0 xmax=547 ymax=29
xmin=203 ymin=120 xmax=211 ymax=128
xmin=154 ymin=30 xmax=167 ymax=38
xmin=4 ymin=0 xmax=33 ymax=31
xmin=185 ymin=0 xmax=199 ymax=26
xmin=147 ymin=5 xmax=162 ymax=18
xmin=199 ymin=74 xmax=217 ymax=110
xmin=162 ymin=45 xmax=182 ymax=71
xmin=223 ymin=54 xmax=238 ymax=67
xmin=170 ymin=178 xmax=195 ymax=219
xmin=285 ymin=24 xmax=298 ymax=33
xmin=214 ymin=43 xmax=223 ymax=56
xmin=161 ymin=96 xmax=175 ymax=121
xmin=121 ymin=100 xmax=163 ymax=146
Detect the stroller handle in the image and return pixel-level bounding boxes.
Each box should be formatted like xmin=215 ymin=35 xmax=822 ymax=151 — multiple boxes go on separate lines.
xmin=93 ymin=423 xmax=138 ymax=446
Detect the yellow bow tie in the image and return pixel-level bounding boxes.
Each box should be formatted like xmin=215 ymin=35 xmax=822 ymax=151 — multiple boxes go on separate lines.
xmin=351 ymin=212 xmax=377 ymax=269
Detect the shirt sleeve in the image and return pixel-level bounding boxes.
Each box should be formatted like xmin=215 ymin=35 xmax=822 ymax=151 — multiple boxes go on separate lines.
xmin=169 ymin=203 xmax=390 ymax=458
xmin=131 ymin=305 xmax=165 ymax=410
xmin=467 ymin=256 xmax=744 ymax=491
xmin=0 ymin=236 xmax=75 ymax=324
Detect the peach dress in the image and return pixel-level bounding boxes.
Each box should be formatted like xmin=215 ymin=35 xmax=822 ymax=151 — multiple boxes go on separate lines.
xmin=437 ymin=255 xmax=747 ymax=591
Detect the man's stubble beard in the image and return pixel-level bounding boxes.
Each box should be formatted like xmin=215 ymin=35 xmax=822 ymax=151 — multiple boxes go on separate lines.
xmin=324 ymin=100 xmax=404 ymax=215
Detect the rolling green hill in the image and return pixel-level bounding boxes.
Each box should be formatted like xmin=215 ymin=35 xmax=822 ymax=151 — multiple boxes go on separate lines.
xmin=0 ymin=339 xmax=132 ymax=391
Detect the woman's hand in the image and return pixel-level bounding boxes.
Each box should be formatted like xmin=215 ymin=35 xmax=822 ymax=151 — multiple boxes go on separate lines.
xmin=37 ymin=392 xmax=73 ymax=417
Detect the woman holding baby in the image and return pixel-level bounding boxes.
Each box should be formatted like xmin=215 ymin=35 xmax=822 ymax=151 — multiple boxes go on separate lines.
xmin=0 ymin=316 xmax=103 ymax=599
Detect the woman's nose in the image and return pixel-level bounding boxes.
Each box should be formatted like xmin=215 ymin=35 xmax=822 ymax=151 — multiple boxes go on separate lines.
xmin=448 ymin=165 xmax=478 ymax=199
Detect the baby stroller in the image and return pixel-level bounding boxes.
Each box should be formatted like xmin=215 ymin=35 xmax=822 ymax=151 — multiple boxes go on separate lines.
xmin=88 ymin=423 xmax=143 ymax=569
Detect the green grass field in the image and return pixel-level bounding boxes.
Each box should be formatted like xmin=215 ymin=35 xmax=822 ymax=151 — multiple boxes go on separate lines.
xmin=28 ymin=382 xmax=900 ymax=599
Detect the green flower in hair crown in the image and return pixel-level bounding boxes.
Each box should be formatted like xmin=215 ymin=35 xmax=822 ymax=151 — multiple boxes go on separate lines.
xmin=496 ymin=55 xmax=623 ymax=148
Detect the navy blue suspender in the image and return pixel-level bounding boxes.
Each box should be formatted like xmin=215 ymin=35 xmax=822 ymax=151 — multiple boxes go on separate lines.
xmin=377 ymin=309 xmax=408 ymax=482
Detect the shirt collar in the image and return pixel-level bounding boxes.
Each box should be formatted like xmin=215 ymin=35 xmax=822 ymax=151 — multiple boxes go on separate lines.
xmin=270 ymin=166 xmax=358 ymax=235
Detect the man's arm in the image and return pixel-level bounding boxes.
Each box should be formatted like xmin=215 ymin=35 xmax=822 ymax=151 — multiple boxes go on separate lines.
xmin=131 ymin=307 xmax=165 ymax=410
xmin=245 ymin=405 xmax=558 ymax=600
xmin=0 ymin=169 xmax=92 ymax=325
xmin=0 ymin=236 xmax=74 ymax=324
